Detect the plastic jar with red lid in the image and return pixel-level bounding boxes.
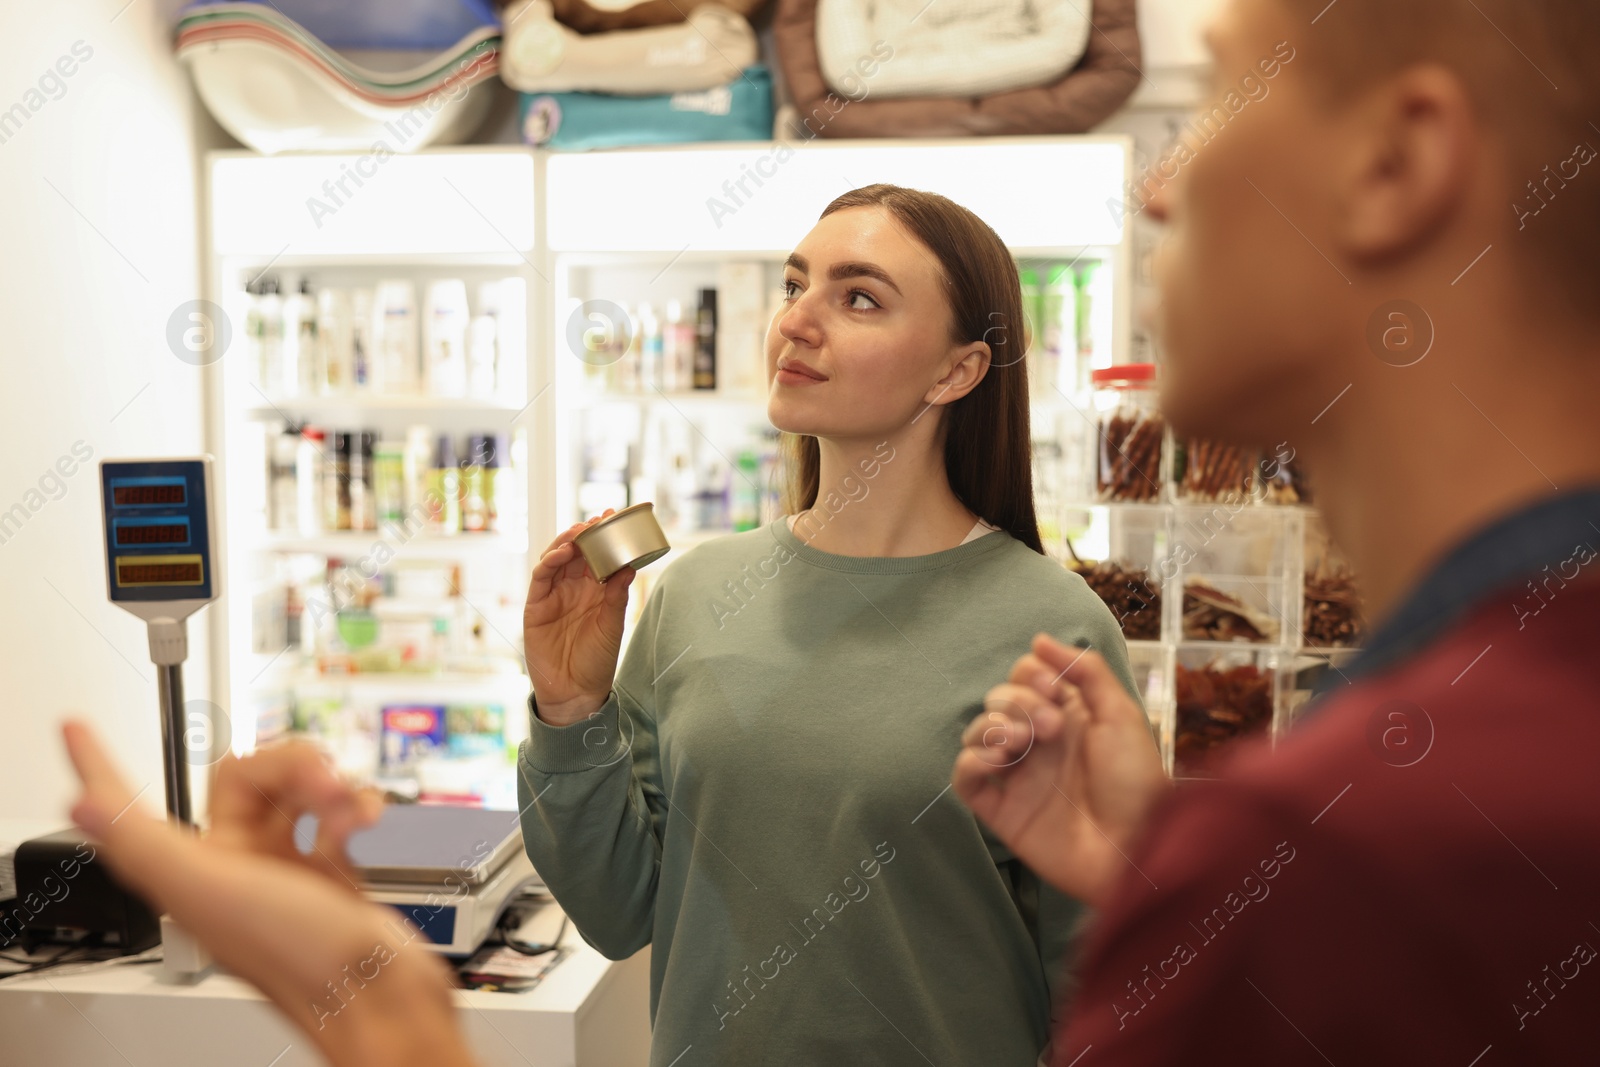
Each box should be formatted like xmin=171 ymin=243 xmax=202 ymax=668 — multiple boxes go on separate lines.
xmin=1091 ymin=364 xmax=1165 ymax=503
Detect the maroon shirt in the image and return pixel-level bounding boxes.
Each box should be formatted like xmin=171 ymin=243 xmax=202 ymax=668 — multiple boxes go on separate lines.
xmin=1053 ymin=576 xmax=1600 ymax=1065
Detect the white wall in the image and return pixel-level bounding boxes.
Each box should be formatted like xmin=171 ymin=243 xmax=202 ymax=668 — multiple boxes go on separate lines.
xmin=1139 ymin=0 xmax=1223 ymax=71
xmin=0 ymin=1 xmax=225 ymax=822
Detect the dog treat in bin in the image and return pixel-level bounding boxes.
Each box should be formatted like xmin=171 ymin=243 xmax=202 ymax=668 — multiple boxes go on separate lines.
xmin=1092 ymin=364 xmax=1165 ymax=503
xmin=1175 ymin=663 xmax=1274 ymax=776
xmin=1070 ymin=558 xmax=1162 ymax=640
xmin=1176 ymin=437 xmax=1256 ymax=502
xmin=1305 ymin=568 xmax=1363 ymax=647
xmin=1183 ymin=579 xmax=1279 ymax=643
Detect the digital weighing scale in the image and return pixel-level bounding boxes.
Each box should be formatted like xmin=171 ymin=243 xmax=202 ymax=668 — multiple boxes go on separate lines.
xmin=99 ymin=457 xmax=220 ymax=824
xmin=300 ymin=805 xmax=544 ymax=956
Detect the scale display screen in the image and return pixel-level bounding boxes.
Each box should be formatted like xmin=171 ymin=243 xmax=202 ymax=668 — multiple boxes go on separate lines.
xmin=101 ymin=460 xmax=215 ymax=604
xmin=113 ymin=518 xmax=191 ymax=547
xmin=111 ymin=477 xmax=187 ymax=508
xmin=115 ymin=556 xmax=204 ymax=587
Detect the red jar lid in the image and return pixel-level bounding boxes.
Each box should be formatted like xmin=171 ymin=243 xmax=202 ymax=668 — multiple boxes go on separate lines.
xmin=1090 ymin=363 xmax=1157 ymax=385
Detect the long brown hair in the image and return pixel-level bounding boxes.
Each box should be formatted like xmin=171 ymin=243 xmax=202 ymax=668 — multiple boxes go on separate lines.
xmin=780 ymin=184 xmax=1042 ymax=554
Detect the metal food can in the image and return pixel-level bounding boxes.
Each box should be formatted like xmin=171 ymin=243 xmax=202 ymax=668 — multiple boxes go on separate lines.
xmin=573 ymin=502 xmax=672 ymax=582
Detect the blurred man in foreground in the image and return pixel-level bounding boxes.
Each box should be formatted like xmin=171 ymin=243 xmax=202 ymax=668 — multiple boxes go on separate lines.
xmin=956 ymin=0 xmax=1600 ymax=1062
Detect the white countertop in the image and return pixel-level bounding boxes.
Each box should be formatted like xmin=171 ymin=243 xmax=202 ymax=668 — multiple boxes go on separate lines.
xmin=0 ymin=925 xmax=650 ymax=1067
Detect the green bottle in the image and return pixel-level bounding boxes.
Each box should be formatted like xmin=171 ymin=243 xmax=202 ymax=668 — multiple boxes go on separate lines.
xmin=732 ymin=447 xmax=761 ymax=532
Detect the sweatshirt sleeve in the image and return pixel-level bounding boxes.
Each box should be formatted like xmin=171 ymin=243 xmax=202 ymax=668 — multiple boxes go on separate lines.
xmin=515 ymin=585 xmax=669 ymax=961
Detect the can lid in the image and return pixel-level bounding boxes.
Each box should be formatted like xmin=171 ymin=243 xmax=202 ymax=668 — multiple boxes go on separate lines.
xmin=434 ymin=434 xmax=458 ymax=468
xmin=575 ymin=501 xmax=658 ymax=538
xmin=1090 ymin=363 xmax=1158 ymax=385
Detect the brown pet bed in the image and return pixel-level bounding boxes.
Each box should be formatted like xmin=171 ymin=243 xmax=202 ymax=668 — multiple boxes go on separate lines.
xmin=773 ymin=0 xmax=1141 ymax=137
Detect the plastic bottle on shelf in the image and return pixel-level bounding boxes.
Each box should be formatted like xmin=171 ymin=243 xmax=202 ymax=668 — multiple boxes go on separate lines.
xmin=374 ymin=440 xmax=405 ymax=528
xmin=1078 ymin=259 xmax=1116 ymax=384
xmin=256 ymin=276 xmax=284 ymax=397
xmin=461 ymin=433 xmax=490 ymax=533
xmin=1018 ymin=267 xmax=1043 ymax=394
xmin=616 ymin=303 xmax=642 ymax=394
xmin=663 ymin=299 xmax=693 ymax=393
xmin=325 ymin=431 xmax=352 ymax=531
xmin=297 ymin=426 xmax=325 ymax=535
xmin=403 ymin=425 xmax=433 ymax=524
xmin=669 ymin=451 xmax=697 ymax=533
xmin=693 ymin=288 xmax=718 ymax=391
xmin=288 ymin=278 xmax=320 ymax=397
xmin=474 ymin=433 xmax=506 ymax=533
xmin=268 ymin=425 xmax=299 ymax=531
xmin=317 ymin=287 xmax=351 ymax=394
xmin=1041 ymin=264 xmax=1072 ymax=398
xmin=483 ymin=279 xmax=527 ymax=404
xmin=350 ymin=431 xmax=377 ymax=532
xmin=424 ymin=279 xmax=469 ymax=398
xmin=427 ymin=434 xmax=461 ymax=535
xmin=731 ymin=447 xmax=761 ymax=532
xmin=695 ymin=457 xmax=729 ymax=530
xmin=350 ymin=288 xmax=373 ymax=389
xmin=242 ymin=278 xmax=264 ymax=390
xmin=373 ymin=280 xmax=418 ymax=394
xmin=637 ymin=303 xmax=662 ymax=394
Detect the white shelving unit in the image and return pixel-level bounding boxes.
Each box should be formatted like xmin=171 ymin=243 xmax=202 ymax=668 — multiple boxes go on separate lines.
xmin=204 ymin=148 xmax=545 ymax=804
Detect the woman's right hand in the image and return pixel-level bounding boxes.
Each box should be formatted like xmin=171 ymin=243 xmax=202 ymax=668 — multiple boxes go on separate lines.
xmin=523 ymin=511 xmax=637 ymax=726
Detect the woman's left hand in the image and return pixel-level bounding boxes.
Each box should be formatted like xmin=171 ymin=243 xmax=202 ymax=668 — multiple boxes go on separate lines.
xmin=61 ymin=721 xmax=478 ymax=1067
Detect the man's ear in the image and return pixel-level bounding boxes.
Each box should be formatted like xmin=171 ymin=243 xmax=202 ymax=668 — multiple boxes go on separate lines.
xmin=927 ymin=342 xmax=991 ymax=405
xmin=1335 ymin=64 xmax=1477 ymax=261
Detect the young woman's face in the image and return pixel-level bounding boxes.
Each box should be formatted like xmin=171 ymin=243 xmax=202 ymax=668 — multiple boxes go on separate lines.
xmin=766 ymin=205 xmax=964 ymax=440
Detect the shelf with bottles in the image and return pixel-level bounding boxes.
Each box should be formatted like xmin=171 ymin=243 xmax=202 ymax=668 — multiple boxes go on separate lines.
xmin=567 ymin=399 xmax=779 ymax=542
xmin=225 ymin=264 xmax=529 ymax=410
xmin=555 ymin=257 xmax=777 ymax=405
xmin=250 ymin=553 xmax=526 ymax=687
xmin=253 ymin=419 xmax=528 ymax=547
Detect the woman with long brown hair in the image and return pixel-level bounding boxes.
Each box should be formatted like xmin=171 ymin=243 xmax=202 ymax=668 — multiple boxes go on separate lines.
xmin=520 ymin=184 xmax=1143 ymax=1065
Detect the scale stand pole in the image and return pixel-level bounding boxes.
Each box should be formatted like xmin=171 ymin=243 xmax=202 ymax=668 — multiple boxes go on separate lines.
xmin=148 ymin=617 xmax=194 ymax=827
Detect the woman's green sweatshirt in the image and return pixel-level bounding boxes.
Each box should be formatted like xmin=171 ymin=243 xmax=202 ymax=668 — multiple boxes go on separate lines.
xmin=517 ymin=518 xmax=1141 ymax=1066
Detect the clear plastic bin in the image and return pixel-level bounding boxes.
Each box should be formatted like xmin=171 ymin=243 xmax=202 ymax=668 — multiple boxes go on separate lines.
xmin=1173 ymin=646 xmax=1278 ymax=778
xmin=1303 ymin=515 xmax=1364 ymax=648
